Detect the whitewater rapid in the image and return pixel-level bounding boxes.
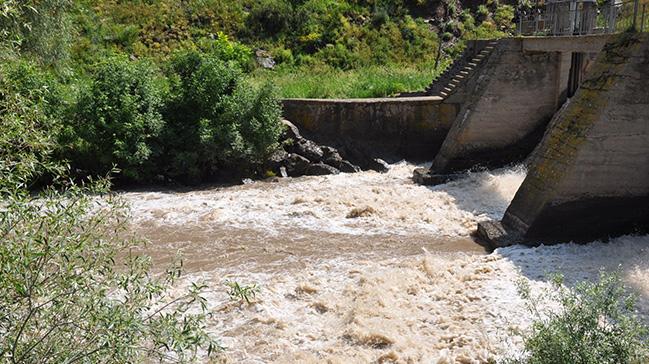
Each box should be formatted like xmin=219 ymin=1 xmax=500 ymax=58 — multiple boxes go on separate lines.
xmin=123 ymin=162 xmax=649 ymax=363
xmin=127 ymin=162 xmax=527 ymax=237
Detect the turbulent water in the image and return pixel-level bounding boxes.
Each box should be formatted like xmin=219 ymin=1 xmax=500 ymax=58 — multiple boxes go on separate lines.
xmin=123 ymin=162 xmax=649 ymax=363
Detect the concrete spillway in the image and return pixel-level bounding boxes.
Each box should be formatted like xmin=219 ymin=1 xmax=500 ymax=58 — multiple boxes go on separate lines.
xmin=281 ymin=33 xmax=647 ymax=246
xmin=428 ymin=35 xmax=612 ymax=176
xmin=479 ymin=33 xmax=649 ymax=247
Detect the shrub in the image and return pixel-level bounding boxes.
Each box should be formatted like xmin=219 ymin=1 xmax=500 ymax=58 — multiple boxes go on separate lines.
xmin=0 ymin=61 xmax=66 ymax=190
xmin=162 ymin=50 xmax=283 ymax=182
xmin=476 ymin=5 xmax=491 ymax=22
xmin=507 ymin=272 xmax=649 ymax=364
xmin=0 ymin=135 xmax=219 ymax=362
xmin=0 ymin=0 xmax=74 ymax=66
xmin=69 ymin=55 xmax=166 ymax=182
xmin=196 ymin=32 xmax=253 ymax=70
xmin=494 ymin=5 xmax=515 ymax=32
xmin=247 ymin=0 xmax=293 ymax=38
xmin=372 ymin=7 xmax=391 ymax=27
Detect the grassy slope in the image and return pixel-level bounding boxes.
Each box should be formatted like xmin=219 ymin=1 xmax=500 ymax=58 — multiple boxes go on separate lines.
xmin=74 ymin=0 xmax=512 ymax=99
xmin=248 ymin=60 xmax=452 ymax=99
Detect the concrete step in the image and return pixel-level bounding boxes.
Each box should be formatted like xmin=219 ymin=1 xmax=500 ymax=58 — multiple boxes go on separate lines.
xmin=439 ymin=91 xmax=449 ymax=98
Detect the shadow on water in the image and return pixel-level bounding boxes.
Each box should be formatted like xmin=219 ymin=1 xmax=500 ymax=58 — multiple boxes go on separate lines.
xmin=419 ymin=166 xmax=649 ymax=317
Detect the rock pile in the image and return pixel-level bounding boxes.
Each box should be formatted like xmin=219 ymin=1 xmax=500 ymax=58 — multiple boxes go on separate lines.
xmin=265 ymin=120 xmax=390 ymax=178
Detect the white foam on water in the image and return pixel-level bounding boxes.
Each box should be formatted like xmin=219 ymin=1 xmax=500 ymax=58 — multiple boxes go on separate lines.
xmin=166 ymin=235 xmax=649 ymax=363
xmin=124 ymin=161 xmax=649 ymax=362
xmin=124 ymin=162 xmax=527 ymax=237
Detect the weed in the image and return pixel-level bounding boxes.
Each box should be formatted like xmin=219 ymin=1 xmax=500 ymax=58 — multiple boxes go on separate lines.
xmin=226 ymin=281 xmax=260 ymax=304
xmin=504 ymin=271 xmax=649 ymax=364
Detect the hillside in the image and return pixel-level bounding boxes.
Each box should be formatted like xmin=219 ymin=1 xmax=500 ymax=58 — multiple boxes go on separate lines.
xmin=74 ymin=0 xmax=514 ymax=97
xmin=0 ymin=0 xmax=514 ymax=185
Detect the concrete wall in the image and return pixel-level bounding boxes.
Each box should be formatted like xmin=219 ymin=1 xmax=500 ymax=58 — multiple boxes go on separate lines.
xmin=430 ymin=35 xmax=611 ymax=175
xmin=282 ymin=97 xmax=460 ymax=160
xmin=478 ymin=33 xmax=649 ymax=247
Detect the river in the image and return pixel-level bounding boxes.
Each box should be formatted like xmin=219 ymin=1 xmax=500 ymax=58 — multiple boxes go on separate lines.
xmin=123 ymin=162 xmax=649 ymax=363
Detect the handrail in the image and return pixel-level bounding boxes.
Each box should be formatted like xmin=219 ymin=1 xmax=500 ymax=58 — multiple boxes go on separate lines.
xmin=517 ymin=0 xmax=648 ymax=36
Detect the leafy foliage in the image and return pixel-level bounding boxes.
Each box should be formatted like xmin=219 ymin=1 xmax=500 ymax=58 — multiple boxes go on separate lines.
xmin=68 ymin=55 xmax=166 ymax=182
xmin=247 ymin=0 xmax=293 ymax=38
xmin=161 ymin=50 xmax=283 ymax=182
xmin=507 ymin=272 xmax=649 ymax=364
xmin=226 ymin=281 xmax=260 ymax=304
xmin=0 ymin=184 xmax=220 ymax=363
xmin=0 ymin=61 xmax=67 ymax=191
xmin=0 ymin=76 xmax=219 ymax=362
xmin=0 ymin=0 xmax=74 ymax=66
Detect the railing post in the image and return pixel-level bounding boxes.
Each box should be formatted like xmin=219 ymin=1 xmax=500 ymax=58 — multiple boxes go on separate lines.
xmin=633 ymin=0 xmax=640 ymax=30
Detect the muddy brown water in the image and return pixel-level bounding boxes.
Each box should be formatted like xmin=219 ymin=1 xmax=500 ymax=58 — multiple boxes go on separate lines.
xmin=121 ymin=162 xmax=649 ymax=363
xmin=134 ymin=224 xmax=485 ymax=274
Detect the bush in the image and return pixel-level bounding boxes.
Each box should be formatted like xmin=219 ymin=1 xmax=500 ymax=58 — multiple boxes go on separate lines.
xmin=69 ymin=55 xmax=166 ymax=182
xmin=507 ymin=272 xmax=649 ymax=364
xmin=247 ymin=0 xmax=293 ymax=38
xmin=196 ymin=32 xmax=253 ymax=70
xmin=162 ymin=50 xmax=283 ymax=182
xmin=0 ymin=61 xmax=66 ymax=190
xmin=0 ymin=0 xmax=74 ymax=66
xmin=0 ymin=126 xmax=219 ymax=363
xmin=0 ymin=183 xmax=220 ymax=363
xmin=494 ymin=5 xmax=515 ymax=32
xmin=476 ymin=5 xmax=490 ymax=22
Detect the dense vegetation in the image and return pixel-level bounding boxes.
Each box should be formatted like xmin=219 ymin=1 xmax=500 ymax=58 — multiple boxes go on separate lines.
xmin=507 ymin=273 xmax=649 ymax=364
xmin=1 ymin=0 xmax=516 ymax=184
xmin=75 ymin=0 xmax=516 ymax=98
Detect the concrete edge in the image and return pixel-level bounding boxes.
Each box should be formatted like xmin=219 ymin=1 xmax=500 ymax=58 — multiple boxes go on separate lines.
xmin=282 ymin=96 xmax=444 ymax=104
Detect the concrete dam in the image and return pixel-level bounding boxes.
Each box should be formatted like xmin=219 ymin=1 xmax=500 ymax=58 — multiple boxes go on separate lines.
xmin=283 ymin=32 xmax=649 ymax=248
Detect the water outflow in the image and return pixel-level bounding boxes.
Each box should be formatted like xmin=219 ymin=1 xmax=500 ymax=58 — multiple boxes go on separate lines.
xmin=123 ymin=162 xmax=649 ymax=363
xmin=126 ymin=162 xmax=527 ymax=238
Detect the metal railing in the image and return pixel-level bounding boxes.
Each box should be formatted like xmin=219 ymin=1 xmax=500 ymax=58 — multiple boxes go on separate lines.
xmin=517 ymin=0 xmax=648 ymax=36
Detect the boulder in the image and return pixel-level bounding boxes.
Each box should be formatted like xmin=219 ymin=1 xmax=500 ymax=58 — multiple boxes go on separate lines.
xmin=334 ymin=160 xmax=362 ymax=173
xmin=321 ymin=146 xmax=341 ymax=160
xmin=281 ymin=119 xmax=302 ymax=141
xmin=285 ymin=154 xmax=311 ymax=177
xmin=306 ymin=163 xmax=340 ymax=176
xmin=366 ymin=158 xmax=390 ymax=173
xmin=412 ymin=167 xmax=464 ymax=185
xmin=256 ymin=49 xmax=276 ymax=69
xmin=321 ymin=146 xmax=361 ymax=173
xmin=294 ymin=139 xmax=324 ymax=162
xmin=265 ymin=149 xmax=289 ymax=171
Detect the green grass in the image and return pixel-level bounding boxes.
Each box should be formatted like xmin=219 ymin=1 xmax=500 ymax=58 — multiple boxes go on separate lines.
xmin=248 ymin=60 xmax=452 ymax=99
